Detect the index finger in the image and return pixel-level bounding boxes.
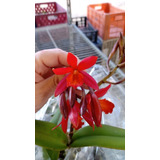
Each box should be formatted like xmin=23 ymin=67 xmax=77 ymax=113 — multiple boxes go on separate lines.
xmin=35 ymin=49 xmax=69 ymax=79
xmin=36 ymin=48 xmax=69 ymax=68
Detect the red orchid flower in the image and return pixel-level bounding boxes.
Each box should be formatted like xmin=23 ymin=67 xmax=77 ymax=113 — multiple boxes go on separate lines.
xmin=82 ymin=84 xmax=115 ymax=129
xmin=53 ymin=52 xmax=99 ymax=96
xmin=52 ymin=99 xmax=84 ymax=133
xmin=52 ymin=84 xmax=114 ymax=133
xmin=51 ymin=52 xmax=115 ymax=133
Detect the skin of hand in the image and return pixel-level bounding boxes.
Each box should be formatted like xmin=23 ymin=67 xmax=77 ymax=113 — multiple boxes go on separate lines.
xmin=35 ymin=48 xmax=69 ymax=113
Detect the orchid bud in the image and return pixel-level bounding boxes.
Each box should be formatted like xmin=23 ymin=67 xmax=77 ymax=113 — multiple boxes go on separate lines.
xmin=89 ymin=87 xmax=102 ymax=127
xmin=68 ymin=86 xmax=76 ymax=108
xmin=59 ymin=92 xmax=68 ymax=119
xmin=80 ymin=96 xmax=87 ymax=115
xmin=80 ymin=87 xmax=87 ymax=115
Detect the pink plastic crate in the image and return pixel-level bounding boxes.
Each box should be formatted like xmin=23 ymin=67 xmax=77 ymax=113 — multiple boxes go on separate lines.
xmin=35 ymin=2 xmax=67 ymax=27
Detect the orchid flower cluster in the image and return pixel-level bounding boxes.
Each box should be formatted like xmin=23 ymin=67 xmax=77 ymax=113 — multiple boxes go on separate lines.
xmin=52 ymin=52 xmax=115 ymax=133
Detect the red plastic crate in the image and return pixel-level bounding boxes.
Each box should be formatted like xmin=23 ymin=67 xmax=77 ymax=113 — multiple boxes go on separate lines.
xmin=35 ymin=2 xmax=67 ymax=27
xmin=87 ymin=3 xmax=125 ymax=40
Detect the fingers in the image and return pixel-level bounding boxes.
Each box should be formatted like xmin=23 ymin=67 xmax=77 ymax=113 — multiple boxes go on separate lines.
xmin=35 ymin=48 xmax=68 ymax=82
xmin=35 ymin=72 xmax=44 ymax=83
xmin=35 ymin=48 xmax=68 ymax=68
xmin=35 ymin=74 xmax=64 ymax=112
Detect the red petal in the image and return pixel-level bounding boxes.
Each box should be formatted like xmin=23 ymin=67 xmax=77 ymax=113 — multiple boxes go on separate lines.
xmin=53 ymin=67 xmax=73 ymax=75
xmin=99 ymin=99 xmax=115 ymax=114
xmin=54 ymin=76 xmax=68 ymax=97
xmin=95 ymin=84 xmax=111 ymax=98
xmin=66 ymin=71 xmax=84 ymax=89
xmin=83 ymin=111 xmax=94 ymax=128
xmin=67 ymin=52 xmax=78 ymax=68
xmin=61 ymin=117 xmax=68 ymax=133
xmin=86 ymin=94 xmax=92 ymax=117
xmin=69 ymin=101 xmax=80 ymax=128
xmin=80 ymin=71 xmax=99 ymax=90
xmin=90 ymin=93 xmax=102 ymax=127
xmin=78 ymin=56 xmax=97 ymax=70
xmin=72 ymin=115 xmax=84 ymax=130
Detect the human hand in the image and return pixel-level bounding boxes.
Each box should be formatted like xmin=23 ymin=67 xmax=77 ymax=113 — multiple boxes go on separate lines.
xmin=35 ymin=49 xmax=69 ymax=112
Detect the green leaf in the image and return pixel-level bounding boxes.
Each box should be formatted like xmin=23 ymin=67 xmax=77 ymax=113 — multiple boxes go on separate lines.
xmin=70 ymin=135 xmax=125 ymax=150
xmin=35 ymin=120 xmax=68 ymax=150
xmin=72 ymin=124 xmax=125 ymax=141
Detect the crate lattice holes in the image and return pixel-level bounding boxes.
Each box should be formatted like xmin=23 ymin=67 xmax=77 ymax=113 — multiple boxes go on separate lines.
xmin=35 ymin=2 xmax=67 ymax=27
xmin=72 ymin=17 xmax=102 ymax=50
xmin=87 ymin=3 xmax=125 ymax=40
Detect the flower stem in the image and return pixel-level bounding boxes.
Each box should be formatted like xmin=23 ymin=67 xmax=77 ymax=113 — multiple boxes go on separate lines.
xmin=105 ymin=78 xmax=125 ymax=85
xmin=98 ymin=56 xmax=124 ymax=86
xmin=68 ymin=124 xmax=74 ymax=145
xmin=99 ymin=32 xmax=125 ymax=86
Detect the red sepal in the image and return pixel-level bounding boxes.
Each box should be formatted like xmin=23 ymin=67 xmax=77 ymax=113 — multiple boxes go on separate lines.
xmin=53 ymin=67 xmax=73 ymax=75
xmin=54 ymin=75 xmax=68 ymax=97
xmin=67 ymin=52 xmax=78 ymax=69
xmin=61 ymin=117 xmax=68 ymax=133
xmin=78 ymin=56 xmax=97 ymax=70
xmin=72 ymin=115 xmax=84 ymax=130
xmin=95 ymin=84 xmax=111 ymax=98
xmin=83 ymin=111 xmax=94 ymax=129
xmin=90 ymin=93 xmax=102 ymax=127
xmin=69 ymin=101 xmax=80 ymax=128
xmin=80 ymin=71 xmax=99 ymax=90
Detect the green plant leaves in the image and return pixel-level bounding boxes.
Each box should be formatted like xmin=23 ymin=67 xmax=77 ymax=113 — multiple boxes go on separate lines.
xmin=71 ymin=124 xmax=125 ymax=150
xmin=35 ymin=120 xmax=68 ymax=150
xmin=35 ymin=118 xmax=125 ymax=154
xmin=70 ymin=135 xmax=125 ymax=150
xmin=72 ymin=124 xmax=125 ymax=141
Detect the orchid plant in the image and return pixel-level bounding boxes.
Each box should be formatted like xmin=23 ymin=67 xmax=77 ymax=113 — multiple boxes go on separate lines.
xmin=35 ymin=33 xmax=125 ymax=160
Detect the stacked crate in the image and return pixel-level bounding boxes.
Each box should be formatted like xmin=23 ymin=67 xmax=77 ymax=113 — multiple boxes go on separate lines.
xmin=72 ymin=16 xmax=102 ymax=50
xmin=87 ymin=3 xmax=125 ymax=65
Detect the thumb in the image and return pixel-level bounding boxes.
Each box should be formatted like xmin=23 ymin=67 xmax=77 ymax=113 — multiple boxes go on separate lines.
xmin=35 ymin=74 xmax=64 ymax=112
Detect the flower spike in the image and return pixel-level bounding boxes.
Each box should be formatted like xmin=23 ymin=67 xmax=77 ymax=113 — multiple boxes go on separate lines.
xmin=52 ymin=52 xmax=115 ymax=133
